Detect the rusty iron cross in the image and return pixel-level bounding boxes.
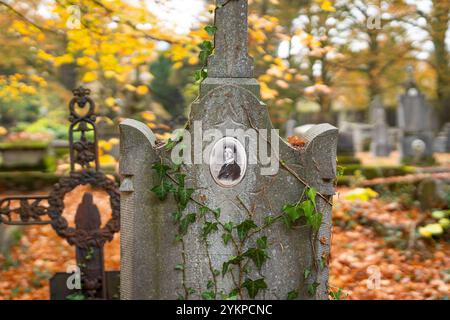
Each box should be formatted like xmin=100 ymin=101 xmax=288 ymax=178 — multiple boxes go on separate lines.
xmin=0 ymin=87 xmax=120 ymax=299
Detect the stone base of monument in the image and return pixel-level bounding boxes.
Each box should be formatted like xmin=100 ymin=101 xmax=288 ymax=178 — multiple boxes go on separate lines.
xmin=399 ymin=132 xmax=435 ymax=165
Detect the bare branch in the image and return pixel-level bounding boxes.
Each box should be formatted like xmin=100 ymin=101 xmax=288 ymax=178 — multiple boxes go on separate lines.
xmin=0 ymin=0 xmax=59 ymax=34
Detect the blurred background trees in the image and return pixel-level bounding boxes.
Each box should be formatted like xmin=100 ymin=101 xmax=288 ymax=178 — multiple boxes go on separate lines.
xmin=0 ymin=0 xmax=448 ymax=137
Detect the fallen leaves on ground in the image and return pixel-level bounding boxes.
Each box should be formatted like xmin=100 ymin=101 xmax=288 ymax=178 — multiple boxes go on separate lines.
xmin=0 ymin=187 xmax=449 ymax=300
xmin=330 ymin=193 xmax=449 ymax=300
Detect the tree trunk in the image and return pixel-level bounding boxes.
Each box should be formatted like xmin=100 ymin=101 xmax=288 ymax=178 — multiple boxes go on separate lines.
xmin=430 ymin=0 xmax=450 ymax=124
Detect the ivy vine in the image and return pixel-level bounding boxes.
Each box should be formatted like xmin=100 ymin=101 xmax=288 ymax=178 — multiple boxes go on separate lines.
xmin=150 ymin=154 xmax=328 ymax=299
xmin=153 ymin=0 xmax=334 ymax=299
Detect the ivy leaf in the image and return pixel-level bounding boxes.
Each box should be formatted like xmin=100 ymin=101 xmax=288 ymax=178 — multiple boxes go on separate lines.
xmin=151 ymin=163 xmax=171 ymax=180
xmin=165 ymin=130 xmax=184 ymax=151
xmin=222 ymin=288 xmax=239 ymax=300
xmin=307 ymin=187 xmax=317 ymax=205
xmin=188 ymin=288 xmax=196 ymax=295
xmin=264 ymin=216 xmax=275 ymax=225
xmin=213 ymin=208 xmax=221 ymax=219
xmin=177 ymin=187 xmax=194 ymax=210
xmin=171 ymin=211 xmax=182 ymax=223
xmin=204 ymin=25 xmax=217 ymax=36
xmin=194 ymin=69 xmax=208 ymax=82
xmin=307 ymin=282 xmax=320 ymax=296
xmin=243 ymin=248 xmax=268 ymax=270
xmin=201 ymin=291 xmax=215 ymax=300
xmin=66 ymin=293 xmax=85 ymax=300
xmin=165 ymin=139 xmax=178 ymax=151
xmin=242 ymin=278 xmax=267 ymax=299
xmin=256 ymin=236 xmax=268 ymax=249
xmin=207 ymin=280 xmax=215 ymax=290
xmin=319 ymin=256 xmax=327 ymax=270
xmin=222 ymin=256 xmax=243 ymax=276
xmin=199 ymin=206 xmax=208 ymax=217
xmin=282 ymin=203 xmax=303 ymax=222
xmin=307 ymin=212 xmax=323 ymax=232
xmin=224 ymin=221 xmax=233 ymax=232
xmin=236 ymin=220 xmax=258 ymax=241
xmin=300 ymin=200 xmax=314 ymax=218
xmin=330 ymin=288 xmax=343 ymax=300
xmin=151 ymin=180 xmax=173 ymax=200
xmin=176 ymin=173 xmax=186 ymax=187
xmin=202 ymin=221 xmax=218 ymax=239
xmin=199 ymin=50 xmax=210 ymax=64
xmin=179 ymin=213 xmax=196 ymax=236
xmin=175 ymin=263 xmax=184 ymax=271
xmin=287 ymin=290 xmax=298 ymax=300
xmin=222 ymin=232 xmax=232 ymax=245
xmin=199 ymin=40 xmax=213 ymax=52
xmin=304 ymin=268 xmax=311 ymax=279
xmin=282 ymin=214 xmax=292 ymax=228
xmin=228 ymin=289 xmax=239 ymax=300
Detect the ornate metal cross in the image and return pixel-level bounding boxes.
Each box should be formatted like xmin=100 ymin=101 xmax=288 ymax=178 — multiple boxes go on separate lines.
xmin=0 ymin=87 xmax=120 ymax=299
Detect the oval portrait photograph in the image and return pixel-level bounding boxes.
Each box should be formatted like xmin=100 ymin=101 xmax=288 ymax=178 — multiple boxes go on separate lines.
xmin=209 ymin=137 xmax=247 ymax=188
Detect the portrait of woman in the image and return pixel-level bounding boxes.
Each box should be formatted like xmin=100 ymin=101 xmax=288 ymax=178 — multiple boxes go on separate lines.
xmin=210 ymin=137 xmax=247 ymax=187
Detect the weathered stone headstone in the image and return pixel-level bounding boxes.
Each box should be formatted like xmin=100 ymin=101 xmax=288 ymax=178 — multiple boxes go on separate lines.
xmin=397 ymin=67 xmax=434 ymax=163
xmin=119 ymin=0 xmax=338 ymax=300
xmin=370 ymin=96 xmax=390 ymax=157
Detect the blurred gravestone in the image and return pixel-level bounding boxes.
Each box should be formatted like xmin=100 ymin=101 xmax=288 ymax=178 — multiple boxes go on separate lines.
xmin=397 ymin=67 xmax=435 ymax=164
xmin=370 ymin=96 xmax=391 ymax=157
xmin=119 ymin=0 xmax=338 ymax=300
xmin=434 ymin=123 xmax=450 ymax=153
xmin=337 ymin=132 xmax=355 ymax=156
xmin=417 ymin=178 xmax=447 ymax=210
xmin=285 ymin=118 xmax=297 ymax=138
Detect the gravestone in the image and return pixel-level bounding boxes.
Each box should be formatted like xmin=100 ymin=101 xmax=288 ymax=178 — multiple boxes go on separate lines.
xmin=434 ymin=123 xmax=450 ymax=153
xmin=119 ymin=0 xmax=338 ymax=300
xmin=337 ymin=132 xmax=355 ymax=156
xmin=370 ymin=96 xmax=390 ymax=157
xmin=397 ymin=67 xmax=434 ymax=164
xmin=285 ymin=118 xmax=297 ymax=138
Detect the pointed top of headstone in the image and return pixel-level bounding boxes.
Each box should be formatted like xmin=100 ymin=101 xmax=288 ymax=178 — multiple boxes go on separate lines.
xmin=208 ymin=0 xmax=254 ymax=78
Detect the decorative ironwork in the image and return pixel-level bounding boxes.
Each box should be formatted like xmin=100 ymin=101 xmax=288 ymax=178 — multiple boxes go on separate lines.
xmin=69 ymin=87 xmax=99 ymax=171
xmin=0 ymin=196 xmax=50 ymax=225
xmin=47 ymin=170 xmax=120 ymax=248
xmin=0 ymin=87 xmax=120 ymax=299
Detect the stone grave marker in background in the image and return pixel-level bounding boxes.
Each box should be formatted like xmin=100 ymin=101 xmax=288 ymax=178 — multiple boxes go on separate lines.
xmin=120 ymin=0 xmax=338 ymax=300
xmin=434 ymin=123 xmax=450 ymax=153
xmin=337 ymin=132 xmax=355 ymax=157
xmin=397 ymin=67 xmax=435 ymax=164
xmin=370 ymin=96 xmax=391 ymax=157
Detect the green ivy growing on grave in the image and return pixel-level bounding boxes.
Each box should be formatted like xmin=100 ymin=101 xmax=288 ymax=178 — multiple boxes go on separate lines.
xmin=152 ymin=0 xmax=333 ymax=299
xmin=194 ymin=26 xmax=216 ymax=83
xmin=194 ymin=0 xmax=237 ymax=83
xmin=150 ymin=152 xmax=328 ymax=300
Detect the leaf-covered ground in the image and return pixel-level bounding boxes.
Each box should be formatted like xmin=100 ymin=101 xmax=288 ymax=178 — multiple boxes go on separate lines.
xmin=0 ymin=186 xmax=448 ymax=300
